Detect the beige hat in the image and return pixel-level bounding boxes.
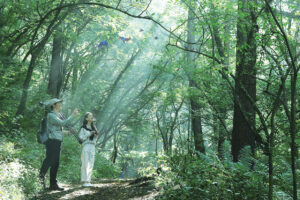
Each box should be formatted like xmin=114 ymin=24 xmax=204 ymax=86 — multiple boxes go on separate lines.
xmin=42 ymin=98 xmax=63 ymax=107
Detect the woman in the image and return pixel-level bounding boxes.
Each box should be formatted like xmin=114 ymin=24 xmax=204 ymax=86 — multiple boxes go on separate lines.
xmin=39 ymin=98 xmax=78 ymax=191
xmin=79 ymin=112 xmax=99 ymax=187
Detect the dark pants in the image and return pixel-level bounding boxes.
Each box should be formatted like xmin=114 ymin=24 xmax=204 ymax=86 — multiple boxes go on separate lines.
xmin=40 ymin=139 xmax=62 ymax=186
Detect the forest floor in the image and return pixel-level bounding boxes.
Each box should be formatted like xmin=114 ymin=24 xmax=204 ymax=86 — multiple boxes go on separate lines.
xmin=32 ymin=178 xmax=159 ymax=200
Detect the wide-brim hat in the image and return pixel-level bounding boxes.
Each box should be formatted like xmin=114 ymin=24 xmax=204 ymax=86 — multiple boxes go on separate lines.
xmin=42 ymin=98 xmax=63 ymax=107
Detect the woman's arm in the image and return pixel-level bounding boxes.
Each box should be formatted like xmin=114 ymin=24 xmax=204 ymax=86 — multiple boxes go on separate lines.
xmin=79 ymin=128 xmax=92 ymax=141
xmin=48 ymin=113 xmax=73 ymax=127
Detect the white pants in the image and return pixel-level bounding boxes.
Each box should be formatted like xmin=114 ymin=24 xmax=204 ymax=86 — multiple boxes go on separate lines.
xmin=81 ymin=144 xmax=95 ymax=183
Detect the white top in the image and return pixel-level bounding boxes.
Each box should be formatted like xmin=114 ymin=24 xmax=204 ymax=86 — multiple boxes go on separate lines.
xmin=79 ymin=127 xmax=98 ymax=146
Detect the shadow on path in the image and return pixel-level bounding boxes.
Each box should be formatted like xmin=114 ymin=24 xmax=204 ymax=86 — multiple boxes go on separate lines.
xmin=32 ymin=179 xmax=159 ymax=200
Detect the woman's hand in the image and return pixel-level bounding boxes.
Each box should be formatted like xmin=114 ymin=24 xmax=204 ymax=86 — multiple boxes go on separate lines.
xmin=91 ymin=131 xmax=96 ymax=135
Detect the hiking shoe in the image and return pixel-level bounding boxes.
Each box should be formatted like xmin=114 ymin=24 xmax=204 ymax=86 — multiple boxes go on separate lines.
xmin=82 ymin=183 xmax=93 ymax=187
xmin=49 ymin=184 xmax=64 ymax=191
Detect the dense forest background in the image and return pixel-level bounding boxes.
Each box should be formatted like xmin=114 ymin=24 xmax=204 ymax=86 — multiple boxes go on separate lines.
xmin=0 ymin=0 xmax=299 ymax=199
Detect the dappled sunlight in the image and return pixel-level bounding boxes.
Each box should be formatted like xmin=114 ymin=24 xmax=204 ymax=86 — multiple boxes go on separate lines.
xmin=1 ymin=0 xmax=299 ymax=199
xmin=34 ymin=179 xmax=157 ymax=200
xmin=62 ymin=0 xmax=186 ymax=150
xmin=58 ymin=186 xmax=98 ymax=200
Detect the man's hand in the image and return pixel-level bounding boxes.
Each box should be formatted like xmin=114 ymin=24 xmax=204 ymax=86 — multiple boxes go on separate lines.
xmin=72 ymin=109 xmax=79 ymax=117
xmin=63 ymin=130 xmax=72 ymax=135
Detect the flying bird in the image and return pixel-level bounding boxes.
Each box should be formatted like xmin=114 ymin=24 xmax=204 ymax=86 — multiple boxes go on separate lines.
xmin=120 ymin=36 xmax=131 ymax=43
xmin=98 ymin=40 xmax=108 ymax=49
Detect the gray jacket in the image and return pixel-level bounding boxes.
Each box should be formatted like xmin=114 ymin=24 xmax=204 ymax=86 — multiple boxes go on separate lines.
xmin=47 ymin=111 xmax=74 ymax=141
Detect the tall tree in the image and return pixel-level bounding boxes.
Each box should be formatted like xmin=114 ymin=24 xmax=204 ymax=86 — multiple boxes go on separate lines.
xmin=231 ymin=0 xmax=258 ymax=162
xmin=209 ymin=2 xmax=232 ymax=160
xmin=263 ymin=1 xmax=299 ymax=198
xmin=156 ymin=97 xmax=184 ymax=155
xmin=16 ymin=2 xmax=66 ymax=115
xmin=186 ymin=0 xmax=205 ymax=154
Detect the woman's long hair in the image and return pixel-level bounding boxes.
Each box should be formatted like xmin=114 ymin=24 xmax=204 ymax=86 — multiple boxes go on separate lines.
xmin=82 ymin=112 xmax=96 ymax=130
xmin=82 ymin=112 xmax=98 ymax=141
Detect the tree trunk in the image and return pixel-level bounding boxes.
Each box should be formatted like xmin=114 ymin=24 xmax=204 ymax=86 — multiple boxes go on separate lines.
xmin=216 ymin=111 xmax=226 ymax=160
xmin=187 ymin=1 xmax=205 ymax=154
xmin=209 ymin=2 xmax=232 ymax=161
xmin=71 ymin=63 xmax=78 ymax=94
xmin=231 ymin=0 xmax=257 ymax=162
xmin=263 ymin=3 xmax=298 ymax=197
xmin=168 ymin=99 xmax=184 ymax=155
xmin=47 ymin=31 xmax=64 ymax=98
xmin=155 ymin=136 xmax=158 ymax=156
xmin=156 ymin=105 xmax=170 ymax=154
xmin=0 ymin=0 xmax=6 ymax=47
xmin=187 ymin=104 xmax=192 ymax=153
xmin=111 ymin=133 xmax=118 ymax=163
xmin=190 ymin=93 xmax=205 ymax=154
xmin=16 ymin=53 xmax=38 ymax=115
xmin=290 ymin=72 xmax=298 ymax=200
xmin=268 ymin=112 xmax=276 ymax=200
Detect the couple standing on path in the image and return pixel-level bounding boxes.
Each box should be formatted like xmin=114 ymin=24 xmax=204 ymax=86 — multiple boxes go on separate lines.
xmin=39 ymin=98 xmax=100 ymax=191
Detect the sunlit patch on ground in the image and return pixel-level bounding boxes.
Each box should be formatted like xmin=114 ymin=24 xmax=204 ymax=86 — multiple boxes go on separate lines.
xmin=59 ymin=187 xmax=97 ymax=200
xmin=33 ymin=178 xmax=158 ymax=200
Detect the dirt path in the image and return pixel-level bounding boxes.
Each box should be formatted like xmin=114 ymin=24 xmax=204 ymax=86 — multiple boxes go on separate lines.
xmin=32 ymin=179 xmax=159 ymax=200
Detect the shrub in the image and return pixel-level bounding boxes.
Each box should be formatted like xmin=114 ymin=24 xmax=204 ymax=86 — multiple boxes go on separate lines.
xmin=156 ymin=152 xmax=291 ymax=200
xmin=0 ymin=136 xmax=41 ymax=200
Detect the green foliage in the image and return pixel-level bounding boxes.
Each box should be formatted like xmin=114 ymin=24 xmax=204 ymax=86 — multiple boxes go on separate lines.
xmin=0 ymin=135 xmax=42 ymax=199
xmin=93 ymin=154 xmax=121 ymax=178
xmin=0 ymin=128 xmax=121 ymax=199
xmin=59 ymin=137 xmax=120 ymax=182
xmin=156 ymin=152 xmax=295 ymax=200
xmin=0 ymin=160 xmax=27 ymax=200
xmin=0 ymin=0 xmax=299 ymax=199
